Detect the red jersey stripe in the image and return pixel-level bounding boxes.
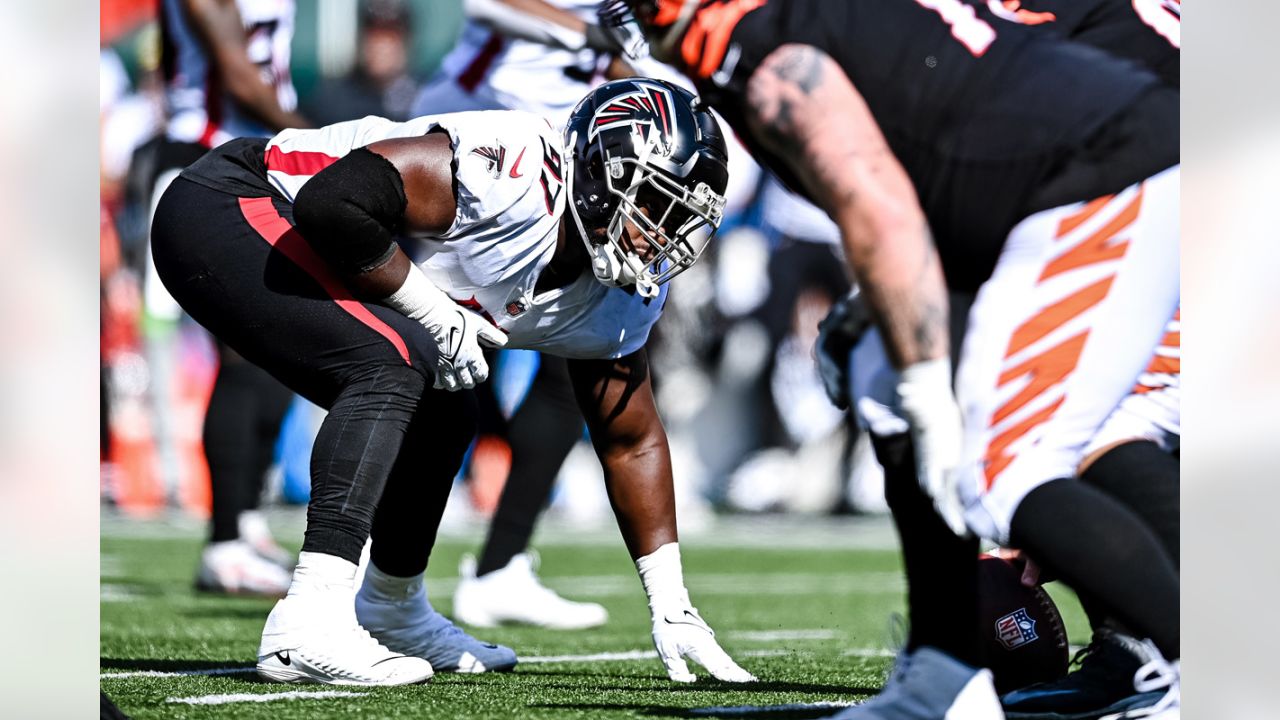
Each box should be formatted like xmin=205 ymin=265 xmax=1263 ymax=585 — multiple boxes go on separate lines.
xmin=264 ymin=146 xmax=341 ymax=177
xmin=237 ymin=196 xmax=412 ymax=366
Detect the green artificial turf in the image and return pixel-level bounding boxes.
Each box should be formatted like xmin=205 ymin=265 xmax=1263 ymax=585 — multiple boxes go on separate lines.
xmin=101 ymin=519 xmax=1086 ymax=719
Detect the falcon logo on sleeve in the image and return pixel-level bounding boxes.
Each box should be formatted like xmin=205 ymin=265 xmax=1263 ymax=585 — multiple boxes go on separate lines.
xmin=469 ymin=144 xmax=507 ymax=178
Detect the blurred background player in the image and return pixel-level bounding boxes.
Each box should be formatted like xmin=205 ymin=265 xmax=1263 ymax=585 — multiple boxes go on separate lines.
xmin=302 ymin=0 xmax=421 ymax=125
xmin=614 ymin=0 xmax=1180 ymax=717
xmin=153 ymin=0 xmax=311 ymax=596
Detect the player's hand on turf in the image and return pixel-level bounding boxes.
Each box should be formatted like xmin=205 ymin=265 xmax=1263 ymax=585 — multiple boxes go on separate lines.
xmin=427 ymin=306 xmax=507 ymax=391
xmin=651 ymin=604 xmax=756 ymax=683
xmin=895 ymin=359 xmax=970 ymax=538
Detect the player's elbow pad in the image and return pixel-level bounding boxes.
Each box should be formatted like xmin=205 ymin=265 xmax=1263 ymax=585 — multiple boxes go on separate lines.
xmin=292 ymin=147 xmax=408 ymax=275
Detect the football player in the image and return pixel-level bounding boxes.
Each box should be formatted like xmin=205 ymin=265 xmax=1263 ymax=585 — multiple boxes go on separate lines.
xmin=611 ymin=1 xmax=1179 ymax=717
xmin=815 ymin=3 xmax=1183 ymax=716
xmin=150 ymin=78 xmax=755 ymax=686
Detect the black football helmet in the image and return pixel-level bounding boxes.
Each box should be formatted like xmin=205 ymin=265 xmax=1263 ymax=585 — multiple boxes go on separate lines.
xmin=565 ymin=77 xmax=729 ymax=297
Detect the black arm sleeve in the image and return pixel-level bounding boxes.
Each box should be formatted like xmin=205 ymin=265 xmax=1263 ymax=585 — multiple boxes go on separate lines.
xmin=292 ymin=147 xmax=409 ymax=275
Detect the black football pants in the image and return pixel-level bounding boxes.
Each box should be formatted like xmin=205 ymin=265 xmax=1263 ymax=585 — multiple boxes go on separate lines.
xmin=152 ymin=178 xmax=472 ymax=575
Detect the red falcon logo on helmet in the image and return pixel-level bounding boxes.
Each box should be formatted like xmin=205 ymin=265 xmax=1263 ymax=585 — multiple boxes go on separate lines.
xmin=589 ymin=83 xmax=677 ymax=147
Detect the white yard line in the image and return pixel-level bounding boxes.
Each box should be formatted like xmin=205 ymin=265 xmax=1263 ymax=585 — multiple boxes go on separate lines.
xmin=100 ymin=584 xmax=141 ymax=603
xmin=689 ymin=701 xmax=858 ymax=715
xmin=166 ymin=690 xmax=365 ymax=705
xmin=730 ymin=629 xmax=840 ymax=642
xmin=840 ymin=648 xmax=896 ymax=658
xmin=521 ymin=649 xmax=657 ymax=664
xmin=101 ymin=667 xmax=256 ymax=679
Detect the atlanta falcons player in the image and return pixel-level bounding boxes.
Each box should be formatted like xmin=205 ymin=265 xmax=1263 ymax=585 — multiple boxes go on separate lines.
xmin=150 ymin=77 xmax=755 ymax=687
xmin=611 ymin=0 xmax=1179 ymax=717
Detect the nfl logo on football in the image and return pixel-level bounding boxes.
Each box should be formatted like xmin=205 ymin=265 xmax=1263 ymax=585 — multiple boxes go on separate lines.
xmin=995 ymin=608 xmax=1040 ymax=650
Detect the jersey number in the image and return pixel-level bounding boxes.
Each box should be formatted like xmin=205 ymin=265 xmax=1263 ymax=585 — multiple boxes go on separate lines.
xmin=539 ymin=138 xmax=564 ymax=215
xmin=914 ymin=0 xmax=998 ymax=56
xmin=1132 ymin=0 xmax=1181 ymax=49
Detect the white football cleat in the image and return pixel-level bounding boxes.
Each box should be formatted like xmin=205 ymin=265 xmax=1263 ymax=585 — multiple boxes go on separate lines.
xmin=194 ymin=540 xmax=291 ymax=597
xmin=256 ymin=592 xmax=433 ymax=686
xmin=453 ymin=553 xmax=608 ymax=630
xmin=356 ymin=564 xmax=517 ymax=673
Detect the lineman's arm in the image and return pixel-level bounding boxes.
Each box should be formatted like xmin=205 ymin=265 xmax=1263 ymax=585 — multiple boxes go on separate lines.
xmin=183 ymin=0 xmax=310 ymax=131
xmin=567 ymin=349 xmax=753 ymax=683
xmin=743 ymin=44 xmax=968 ymax=536
xmin=743 ymin=43 xmax=947 ymax=370
xmin=464 ymin=0 xmax=628 ymax=54
xmin=567 ymin=348 xmax=675 ymax=559
xmin=292 ymin=133 xmax=505 ymax=390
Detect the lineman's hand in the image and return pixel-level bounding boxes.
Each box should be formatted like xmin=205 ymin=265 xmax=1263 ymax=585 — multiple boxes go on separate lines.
xmin=425 ymin=306 xmax=507 ymax=391
xmin=895 ymin=359 xmax=970 ymax=537
xmin=650 ymin=603 xmax=756 ymax=683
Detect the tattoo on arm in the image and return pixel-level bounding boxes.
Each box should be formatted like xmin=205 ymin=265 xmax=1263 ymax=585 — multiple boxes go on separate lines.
xmin=744 ymin=43 xmax=950 ymax=367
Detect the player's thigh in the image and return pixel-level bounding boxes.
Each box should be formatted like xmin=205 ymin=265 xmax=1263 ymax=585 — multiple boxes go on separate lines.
xmin=954 ymin=167 xmax=1180 ymax=543
xmin=151 ymin=178 xmax=439 ymax=408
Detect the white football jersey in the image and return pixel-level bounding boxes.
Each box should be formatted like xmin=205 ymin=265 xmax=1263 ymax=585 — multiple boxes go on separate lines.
xmin=161 ymin=0 xmax=298 ymax=147
xmin=263 ymin=110 xmax=665 ymax=360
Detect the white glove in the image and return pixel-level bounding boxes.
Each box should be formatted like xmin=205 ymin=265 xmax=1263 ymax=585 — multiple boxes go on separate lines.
xmin=636 ymin=543 xmax=756 ymax=683
xmin=422 ymin=304 xmax=508 ymax=391
xmin=895 ymin=358 xmax=970 ymax=537
xmin=650 ymin=600 xmax=756 ymax=683
xmin=382 ymin=268 xmax=507 ymax=391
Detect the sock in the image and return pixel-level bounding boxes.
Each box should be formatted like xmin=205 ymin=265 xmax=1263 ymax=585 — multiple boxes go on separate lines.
xmin=359 ymin=562 xmax=425 ymax=604
xmin=288 ymin=551 xmax=358 ymax=598
xmin=1010 ymin=478 xmax=1179 ymax=659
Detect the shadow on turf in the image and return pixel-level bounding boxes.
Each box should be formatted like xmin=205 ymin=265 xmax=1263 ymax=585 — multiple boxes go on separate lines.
xmin=100 ymin=658 xmax=252 ymax=673
xmin=530 ymin=702 xmax=859 ymax=718
xmin=515 ymin=673 xmax=872 ymax=697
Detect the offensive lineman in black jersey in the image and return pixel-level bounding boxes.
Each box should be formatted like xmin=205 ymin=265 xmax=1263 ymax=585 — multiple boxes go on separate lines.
xmin=810 ymin=0 xmax=1182 ymax=715
xmin=609 ymin=1 xmax=1180 ymax=718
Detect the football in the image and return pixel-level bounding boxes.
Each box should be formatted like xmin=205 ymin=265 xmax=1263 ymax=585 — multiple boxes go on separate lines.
xmin=977 ymin=554 xmax=1070 ymax=694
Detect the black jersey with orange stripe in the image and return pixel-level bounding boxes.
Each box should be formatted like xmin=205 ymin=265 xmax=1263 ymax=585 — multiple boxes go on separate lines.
xmin=687 ymin=0 xmax=1170 ymax=290
xmin=991 ymin=0 xmax=1179 ymax=87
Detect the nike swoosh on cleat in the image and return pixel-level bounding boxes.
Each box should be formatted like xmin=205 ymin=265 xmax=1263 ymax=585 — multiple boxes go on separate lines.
xmin=275 ymin=651 xmax=291 ymax=666
xmin=508 ymin=147 xmax=526 ymax=178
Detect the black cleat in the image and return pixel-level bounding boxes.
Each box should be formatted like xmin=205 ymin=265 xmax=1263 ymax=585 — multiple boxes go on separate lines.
xmin=1002 ymin=629 xmax=1154 ymax=719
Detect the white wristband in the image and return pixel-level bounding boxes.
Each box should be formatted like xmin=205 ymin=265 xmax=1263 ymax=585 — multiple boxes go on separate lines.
xmin=382 ymin=266 xmax=452 ymax=325
xmin=635 ymin=542 xmax=690 ymax=611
